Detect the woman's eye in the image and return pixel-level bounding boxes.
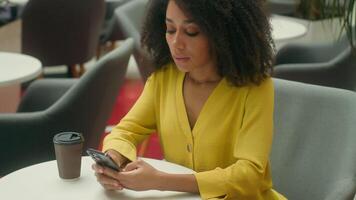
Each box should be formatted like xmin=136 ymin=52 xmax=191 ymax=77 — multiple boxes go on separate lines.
xmin=166 ymin=29 xmax=176 ymax=34
xmin=185 ymin=27 xmax=200 ymax=37
xmin=186 ymin=31 xmax=199 ymax=37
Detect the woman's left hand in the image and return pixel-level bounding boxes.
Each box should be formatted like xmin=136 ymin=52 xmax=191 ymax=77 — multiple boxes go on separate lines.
xmin=117 ymin=159 xmax=163 ymax=191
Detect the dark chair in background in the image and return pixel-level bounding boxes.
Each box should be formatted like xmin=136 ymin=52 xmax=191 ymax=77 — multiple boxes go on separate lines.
xmin=0 ymin=38 xmax=134 ymax=176
xmin=266 ymin=0 xmax=300 ymax=15
xmin=274 ymin=35 xmax=349 ymax=65
xmin=272 ymin=78 xmax=356 ymax=200
xmin=97 ymin=0 xmax=130 ymax=57
xmin=273 ymin=35 xmax=356 ymax=91
xmin=114 ymin=0 xmax=154 ymax=81
xmin=21 ymin=0 xmax=105 ymax=77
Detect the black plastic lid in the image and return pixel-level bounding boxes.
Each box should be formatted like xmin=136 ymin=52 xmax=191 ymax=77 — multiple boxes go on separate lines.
xmin=53 ymin=132 xmax=84 ymax=145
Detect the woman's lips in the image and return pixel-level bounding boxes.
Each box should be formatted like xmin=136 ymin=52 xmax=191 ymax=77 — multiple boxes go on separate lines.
xmin=173 ymin=56 xmax=190 ymax=63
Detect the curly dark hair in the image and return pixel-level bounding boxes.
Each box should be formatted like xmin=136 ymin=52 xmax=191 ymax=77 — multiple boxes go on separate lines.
xmin=141 ymin=0 xmax=274 ymax=86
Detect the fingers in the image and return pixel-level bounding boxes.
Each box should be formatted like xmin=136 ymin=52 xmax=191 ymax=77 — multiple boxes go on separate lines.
xmin=118 ymin=159 xmax=147 ymax=181
xmin=92 ymin=164 xmax=119 ymax=184
xmin=92 ymin=164 xmax=123 ymax=190
xmin=92 ymin=163 xmax=104 ymax=173
xmin=101 ymin=183 xmax=123 ymax=191
xmin=101 ymin=165 xmax=120 ymax=179
xmin=115 ymin=159 xmax=158 ymax=191
xmin=95 ymin=172 xmax=123 ymax=189
xmin=118 ymin=160 xmax=142 ymax=183
xmin=91 ymin=157 xmax=154 ymax=191
xmin=95 ymin=172 xmax=119 ymax=186
xmin=123 ymin=160 xmax=140 ymax=172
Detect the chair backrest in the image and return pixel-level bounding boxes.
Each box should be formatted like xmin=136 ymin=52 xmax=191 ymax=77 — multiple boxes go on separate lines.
xmin=99 ymin=0 xmax=131 ymax=43
xmin=21 ymin=0 xmax=105 ymax=66
xmin=266 ymin=0 xmax=299 ymax=15
xmin=114 ymin=0 xmax=154 ymax=81
xmin=45 ymin=38 xmax=134 ymax=149
xmin=0 ymin=38 xmax=134 ymax=176
xmin=272 ymin=79 xmax=356 ymax=200
xmin=275 ymin=35 xmax=350 ymax=65
xmin=274 ymin=48 xmax=356 ymax=91
xmin=273 ymin=35 xmax=356 ymax=91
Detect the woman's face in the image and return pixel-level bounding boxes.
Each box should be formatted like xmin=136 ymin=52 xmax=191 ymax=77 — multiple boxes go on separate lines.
xmin=165 ymin=0 xmax=216 ymax=73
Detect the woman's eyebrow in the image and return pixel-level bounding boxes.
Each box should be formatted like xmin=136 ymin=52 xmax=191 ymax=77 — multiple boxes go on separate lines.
xmin=165 ymin=17 xmax=195 ymax=24
xmin=165 ymin=18 xmax=173 ymax=23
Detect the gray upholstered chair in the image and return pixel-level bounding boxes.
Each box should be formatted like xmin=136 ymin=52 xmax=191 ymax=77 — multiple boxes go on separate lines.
xmin=97 ymin=0 xmax=131 ymax=57
xmin=272 ymin=78 xmax=356 ymax=200
xmin=0 ymin=38 xmax=134 ymax=176
xmin=273 ymin=35 xmax=356 ymax=91
xmin=21 ymin=0 xmax=105 ymax=77
xmin=113 ymin=0 xmax=154 ymax=81
xmin=275 ymin=35 xmax=349 ymax=65
xmin=266 ymin=0 xmax=300 ymax=15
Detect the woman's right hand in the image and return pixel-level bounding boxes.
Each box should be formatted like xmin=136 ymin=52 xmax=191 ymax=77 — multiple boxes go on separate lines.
xmin=91 ymin=149 xmax=129 ymax=190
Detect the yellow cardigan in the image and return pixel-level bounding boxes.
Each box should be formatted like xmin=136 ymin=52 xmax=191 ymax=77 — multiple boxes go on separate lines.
xmin=103 ymin=64 xmax=286 ymax=200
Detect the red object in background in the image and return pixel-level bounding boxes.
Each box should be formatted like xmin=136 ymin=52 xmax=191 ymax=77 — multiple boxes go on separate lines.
xmin=107 ymin=79 xmax=144 ymax=125
xmin=98 ymin=79 xmax=163 ymax=159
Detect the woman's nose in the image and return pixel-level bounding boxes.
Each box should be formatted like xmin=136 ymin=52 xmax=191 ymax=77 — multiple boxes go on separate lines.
xmin=172 ymin=31 xmax=185 ymax=50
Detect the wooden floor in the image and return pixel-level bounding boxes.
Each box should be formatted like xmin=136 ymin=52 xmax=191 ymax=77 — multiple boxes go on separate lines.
xmin=0 ymin=20 xmax=21 ymax=53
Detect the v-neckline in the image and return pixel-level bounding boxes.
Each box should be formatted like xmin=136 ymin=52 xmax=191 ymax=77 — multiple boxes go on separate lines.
xmin=176 ymin=71 xmax=224 ymax=136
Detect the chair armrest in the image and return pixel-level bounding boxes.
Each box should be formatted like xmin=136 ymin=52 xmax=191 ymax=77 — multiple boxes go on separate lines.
xmin=0 ymin=112 xmax=53 ymax=175
xmin=273 ymin=62 xmax=335 ymax=87
xmin=0 ymin=112 xmax=46 ymax=132
xmin=324 ymin=178 xmax=356 ymax=200
xmin=275 ymin=43 xmax=334 ymax=65
xmin=17 ymin=78 xmax=78 ymax=112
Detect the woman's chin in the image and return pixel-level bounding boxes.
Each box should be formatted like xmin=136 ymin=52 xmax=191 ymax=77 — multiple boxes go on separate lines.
xmin=175 ymin=63 xmax=191 ymax=73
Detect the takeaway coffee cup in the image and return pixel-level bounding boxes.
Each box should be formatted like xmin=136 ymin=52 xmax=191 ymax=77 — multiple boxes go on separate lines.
xmin=53 ymin=132 xmax=84 ymax=180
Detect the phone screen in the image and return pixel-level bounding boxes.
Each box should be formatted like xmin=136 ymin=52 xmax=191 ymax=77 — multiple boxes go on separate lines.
xmin=86 ymin=148 xmax=120 ymax=171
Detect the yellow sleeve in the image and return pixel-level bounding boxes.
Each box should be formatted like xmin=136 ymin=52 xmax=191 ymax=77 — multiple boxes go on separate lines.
xmin=102 ymin=74 xmax=157 ymax=161
xmin=194 ymin=79 xmax=274 ymax=199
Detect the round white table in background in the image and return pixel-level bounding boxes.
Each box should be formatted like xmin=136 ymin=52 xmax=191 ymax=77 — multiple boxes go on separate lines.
xmin=0 ymin=52 xmax=42 ymax=86
xmin=271 ymin=15 xmax=308 ymax=41
xmin=0 ymin=157 xmax=201 ymax=200
xmin=8 ymin=0 xmax=28 ymax=5
xmin=0 ymin=52 xmax=42 ymax=112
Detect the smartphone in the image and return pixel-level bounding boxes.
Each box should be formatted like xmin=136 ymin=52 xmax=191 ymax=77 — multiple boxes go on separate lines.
xmin=86 ymin=148 xmax=120 ymax=171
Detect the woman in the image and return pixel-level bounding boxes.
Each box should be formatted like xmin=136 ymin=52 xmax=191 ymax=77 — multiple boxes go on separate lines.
xmin=92 ymin=0 xmax=286 ymax=199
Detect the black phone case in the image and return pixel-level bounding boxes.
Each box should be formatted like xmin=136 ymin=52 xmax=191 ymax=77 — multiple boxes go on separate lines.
xmin=86 ymin=148 xmax=120 ymax=171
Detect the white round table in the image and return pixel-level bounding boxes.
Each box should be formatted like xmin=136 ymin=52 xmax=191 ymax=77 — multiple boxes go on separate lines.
xmin=8 ymin=0 xmax=28 ymax=5
xmin=0 ymin=157 xmax=201 ymax=200
xmin=0 ymin=52 xmax=42 ymax=86
xmin=0 ymin=52 xmax=42 ymax=112
xmin=271 ymin=16 xmax=308 ymax=41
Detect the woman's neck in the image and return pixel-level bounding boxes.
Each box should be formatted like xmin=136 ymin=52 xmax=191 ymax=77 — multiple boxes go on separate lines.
xmin=186 ymin=69 xmax=221 ymax=85
xmin=186 ymin=73 xmax=221 ymax=85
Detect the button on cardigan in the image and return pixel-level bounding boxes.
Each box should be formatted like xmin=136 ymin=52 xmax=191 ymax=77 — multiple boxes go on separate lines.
xmin=103 ymin=63 xmax=286 ymax=200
